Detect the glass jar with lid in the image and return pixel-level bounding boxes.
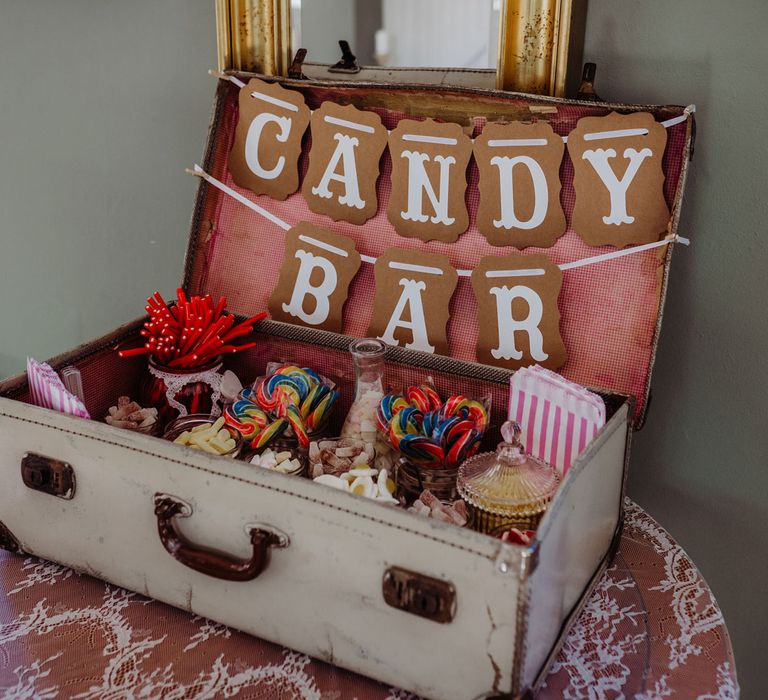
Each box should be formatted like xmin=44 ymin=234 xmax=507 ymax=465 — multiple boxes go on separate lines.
xmin=457 ymin=421 xmax=560 ymax=536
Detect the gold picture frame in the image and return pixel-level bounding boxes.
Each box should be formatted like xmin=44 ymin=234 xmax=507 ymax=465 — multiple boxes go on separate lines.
xmin=215 ymin=0 xmax=576 ymax=96
xmin=496 ymin=0 xmax=575 ymax=96
xmin=215 ymin=0 xmax=292 ymax=78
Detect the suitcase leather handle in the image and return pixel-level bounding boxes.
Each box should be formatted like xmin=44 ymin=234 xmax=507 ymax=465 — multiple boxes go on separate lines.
xmin=154 ymin=494 xmax=287 ymax=581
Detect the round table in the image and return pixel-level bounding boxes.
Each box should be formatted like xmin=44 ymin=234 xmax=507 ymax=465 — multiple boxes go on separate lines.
xmin=0 ymin=500 xmax=738 ymax=699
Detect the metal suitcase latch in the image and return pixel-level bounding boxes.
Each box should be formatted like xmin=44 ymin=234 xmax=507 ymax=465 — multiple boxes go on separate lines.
xmin=382 ymin=566 xmax=456 ymax=623
xmin=21 ymin=453 xmax=75 ymax=499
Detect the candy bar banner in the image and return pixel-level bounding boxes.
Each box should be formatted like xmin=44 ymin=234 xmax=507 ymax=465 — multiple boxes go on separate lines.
xmin=474 ymin=121 xmax=566 ymax=249
xmin=269 ymin=222 xmax=361 ymax=333
xmin=387 ymin=119 xmax=474 ymax=243
xmin=368 ymin=249 xmax=458 ymax=356
xmin=471 ymin=254 xmax=567 ymax=371
xmin=568 ymin=111 xmax=670 ymax=247
xmin=229 ymin=78 xmax=310 ymax=200
xmin=228 ymin=84 xmax=676 ymax=250
xmin=302 ymin=102 xmax=388 ymax=225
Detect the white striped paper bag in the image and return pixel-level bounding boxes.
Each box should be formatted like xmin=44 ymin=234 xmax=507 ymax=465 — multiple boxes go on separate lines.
xmin=26 ymin=358 xmax=90 ymax=419
xmin=508 ymin=366 xmax=605 ymax=475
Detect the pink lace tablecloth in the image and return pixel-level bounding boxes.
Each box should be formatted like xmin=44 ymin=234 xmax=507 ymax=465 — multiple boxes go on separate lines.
xmin=0 ymin=500 xmax=737 ymax=699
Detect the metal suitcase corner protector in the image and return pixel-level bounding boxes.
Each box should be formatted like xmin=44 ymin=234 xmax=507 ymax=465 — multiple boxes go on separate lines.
xmin=0 ymin=73 xmax=693 ymax=699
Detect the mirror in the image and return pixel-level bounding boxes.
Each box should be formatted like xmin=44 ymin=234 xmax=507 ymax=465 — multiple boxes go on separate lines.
xmin=291 ymin=0 xmax=501 ymax=69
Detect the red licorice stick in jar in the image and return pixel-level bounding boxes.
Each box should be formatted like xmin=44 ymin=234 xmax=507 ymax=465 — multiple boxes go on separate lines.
xmin=221 ymin=342 xmax=257 ymax=355
xmin=201 ymin=305 xmax=212 ymax=331
xmin=220 ymin=312 xmax=266 ymax=342
xmin=193 ymin=335 xmax=224 ymax=359
xmin=179 ymin=331 xmax=198 ymax=357
xmin=213 ymin=296 xmax=226 ymax=321
xmin=219 ymin=342 xmax=256 ymax=355
xmin=127 ymin=288 xmax=267 ymax=367
xmin=218 ymin=314 xmax=263 ymax=341
xmin=219 ymin=325 xmax=254 ymax=344
xmin=195 ymin=315 xmax=231 ymax=351
xmin=218 ymin=313 xmax=236 ymax=335
xmin=181 ymin=318 xmax=201 ymax=354
xmin=118 ymin=346 xmax=150 ymax=358
xmin=196 ymin=342 xmax=257 ymax=365
xmin=178 ymin=301 xmax=187 ymax=327
xmin=241 ymin=312 xmax=269 ymax=327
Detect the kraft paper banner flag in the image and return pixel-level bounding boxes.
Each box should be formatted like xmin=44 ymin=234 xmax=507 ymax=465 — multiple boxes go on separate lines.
xmin=269 ymin=222 xmax=362 ymax=333
xmin=387 ymin=118 xmax=473 ymax=243
xmin=302 ymin=102 xmax=388 ymax=224
xmin=471 ymin=253 xmax=567 ymax=371
xmin=368 ymin=248 xmax=458 ymax=355
xmin=568 ymin=111 xmax=670 ymax=247
xmin=474 ymin=121 xmax=566 ymax=248
xmin=229 ymin=78 xmax=311 ymax=200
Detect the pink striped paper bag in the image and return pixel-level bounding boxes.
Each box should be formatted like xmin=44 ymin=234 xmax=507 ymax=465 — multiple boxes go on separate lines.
xmin=508 ymin=366 xmax=604 ymax=475
xmin=26 ymin=358 xmax=90 ymax=419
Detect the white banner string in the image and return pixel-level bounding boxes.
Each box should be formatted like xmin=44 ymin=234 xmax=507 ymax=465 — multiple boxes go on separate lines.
xmin=188 ymin=164 xmax=689 ymax=277
xmin=209 ymin=70 xmax=695 ymax=141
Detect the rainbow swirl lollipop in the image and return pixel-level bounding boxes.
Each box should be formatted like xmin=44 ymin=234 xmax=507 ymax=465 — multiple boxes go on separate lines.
xmin=251 ymin=418 xmax=289 ymax=449
xmin=224 ymin=399 xmax=269 ymax=439
xmin=378 ymin=388 xmax=490 ymax=469
xmin=376 ymin=394 xmax=409 ymax=432
xmin=285 ymin=404 xmax=309 ymax=448
xmin=250 ymin=364 xmax=338 ymax=444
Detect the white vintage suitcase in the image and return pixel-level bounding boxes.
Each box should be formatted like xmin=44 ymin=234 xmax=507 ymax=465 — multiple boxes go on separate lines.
xmin=0 ymin=73 xmax=694 ymax=699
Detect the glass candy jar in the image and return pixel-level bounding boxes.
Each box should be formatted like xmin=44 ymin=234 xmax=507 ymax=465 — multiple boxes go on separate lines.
xmin=162 ymin=413 xmax=243 ymax=459
xmin=140 ymin=356 xmax=224 ymax=430
xmin=243 ymin=437 xmax=307 ymax=477
xmin=341 ymin=338 xmax=387 ymax=445
xmin=457 ymin=421 xmax=560 ymax=536
xmin=394 ymin=457 xmax=460 ymax=506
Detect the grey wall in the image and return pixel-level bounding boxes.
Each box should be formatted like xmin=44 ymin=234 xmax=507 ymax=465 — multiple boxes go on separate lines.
xmin=0 ymin=0 xmax=765 ymax=696
xmin=297 ymin=0 xmax=356 ymax=64
xmin=583 ymin=1 xmax=768 ymax=696
xmin=0 ymin=0 xmax=217 ymax=375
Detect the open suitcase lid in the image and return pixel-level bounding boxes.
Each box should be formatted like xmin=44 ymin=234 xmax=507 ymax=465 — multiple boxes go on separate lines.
xmin=182 ymin=73 xmax=695 ymax=427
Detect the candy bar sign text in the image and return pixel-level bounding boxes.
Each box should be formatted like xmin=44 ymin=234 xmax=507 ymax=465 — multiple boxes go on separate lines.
xmin=268 ymin=223 xmax=362 ymax=334
xmin=273 ymin=227 xmax=568 ymax=370
xmin=230 ymin=78 xmax=672 ymax=249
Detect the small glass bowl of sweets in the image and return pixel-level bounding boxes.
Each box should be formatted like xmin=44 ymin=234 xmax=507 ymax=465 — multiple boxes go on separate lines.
xmin=163 ymin=414 xmax=243 ymax=458
xmin=104 ymin=396 xmax=162 ymax=436
xmin=243 ymin=437 xmax=307 ymax=477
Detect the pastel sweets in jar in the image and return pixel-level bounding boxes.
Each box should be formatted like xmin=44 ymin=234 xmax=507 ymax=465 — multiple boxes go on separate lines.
xmin=341 ymin=338 xmax=387 ymax=444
